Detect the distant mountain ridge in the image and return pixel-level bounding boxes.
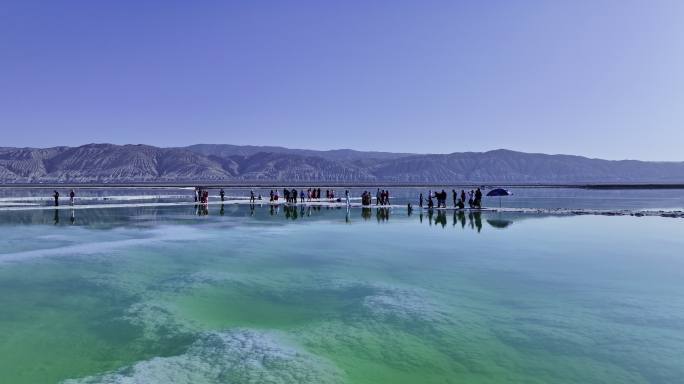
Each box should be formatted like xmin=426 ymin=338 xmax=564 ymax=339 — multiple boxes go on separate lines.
xmin=1 ymin=144 xmax=683 ymax=184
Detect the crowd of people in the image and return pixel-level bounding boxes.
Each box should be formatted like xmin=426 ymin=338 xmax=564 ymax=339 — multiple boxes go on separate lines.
xmin=48 ymin=186 xmax=488 ymax=213
xmin=419 ymin=188 xmax=482 ymax=209
xmin=360 ymin=189 xmax=390 ymax=206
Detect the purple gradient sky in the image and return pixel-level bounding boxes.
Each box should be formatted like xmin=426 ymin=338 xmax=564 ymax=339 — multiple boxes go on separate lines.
xmin=1 ymin=1 xmax=683 ymax=160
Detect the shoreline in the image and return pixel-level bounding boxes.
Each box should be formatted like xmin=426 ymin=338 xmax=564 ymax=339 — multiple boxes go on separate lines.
xmin=0 ymin=199 xmax=682 ymax=218
xmin=1 ymin=183 xmax=684 ymax=189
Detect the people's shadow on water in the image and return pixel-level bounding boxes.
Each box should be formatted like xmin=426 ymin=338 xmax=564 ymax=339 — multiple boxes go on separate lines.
xmin=70 ymin=209 xmax=75 ymax=225
xmin=361 ymin=208 xmax=372 ymax=220
xmin=284 ymin=205 xmax=299 ymax=220
xmin=376 ymin=208 xmax=390 ymax=222
xmin=435 ymin=210 xmax=447 ymax=228
xmin=467 ymin=212 xmax=482 ymax=232
xmin=422 ymin=210 xmax=510 ymax=233
xmin=53 ymin=209 xmax=59 ymax=225
xmin=195 ymin=204 xmax=209 ymax=216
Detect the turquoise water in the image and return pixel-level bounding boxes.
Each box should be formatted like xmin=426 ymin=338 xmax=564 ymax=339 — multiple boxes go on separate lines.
xmin=0 ymin=205 xmax=682 ymax=383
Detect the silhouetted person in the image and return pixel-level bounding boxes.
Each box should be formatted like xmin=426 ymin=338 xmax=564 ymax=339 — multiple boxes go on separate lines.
xmin=474 ymin=188 xmax=483 ymax=208
xmin=69 ymin=189 xmax=75 ymax=205
xmin=220 ymin=188 xmax=225 ymax=202
xmin=452 ymin=189 xmax=457 ymax=207
xmin=53 ymin=190 xmax=59 ymax=206
xmin=419 ymin=193 xmax=423 ymax=208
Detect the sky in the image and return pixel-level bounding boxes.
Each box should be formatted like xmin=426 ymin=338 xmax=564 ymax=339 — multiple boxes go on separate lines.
xmin=1 ymin=1 xmax=683 ymax=161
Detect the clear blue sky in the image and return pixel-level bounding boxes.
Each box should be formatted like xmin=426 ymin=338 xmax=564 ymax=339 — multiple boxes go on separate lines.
xmin=1 ymin=1 xmax=683 ymax=160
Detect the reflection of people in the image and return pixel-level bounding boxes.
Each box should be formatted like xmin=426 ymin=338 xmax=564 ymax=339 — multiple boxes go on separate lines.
xmin=361 ymin=207 xmax=372 ymax=220
xmin=220 ymin=204 xmax=225 ymax=216
xmin=70 ymin=209 xmax=75 ymax=225
xmin=435 ymin=210 xmax=447 ymax=228
xmin=53 ymin=209 xmax=59 ymax=225
xmin=474 ymin=211 xmax=482 ymax=232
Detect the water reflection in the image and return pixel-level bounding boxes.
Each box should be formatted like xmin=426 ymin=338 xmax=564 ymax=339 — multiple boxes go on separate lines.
xmin=0 ymin=204 xmax=532 ymax=232
xmin=416 ymin=209 xmax=519 ymax=233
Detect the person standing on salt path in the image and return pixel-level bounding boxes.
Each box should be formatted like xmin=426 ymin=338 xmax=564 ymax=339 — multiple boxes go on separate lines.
xmin=419 ymin=192 xmax=423 ymax=208
xmin=220 ymin=188 xmax=225 ymax=202
xmin=452 ymin=189 xmax=457 ymax=207
xmin=69 ymin=189 xmax=76 ymax=205
xmin=345 ymin=190 xmax=350 ymax=207
xmin=250 ymin=189 xmax=256 ymax=203
xmin=300 ymin=190 xmax=305 ymax=203
xmin=53 ymin=190 xmax=60 ymax=206
xmin=461 ymin=190 xmax=466 ymax=206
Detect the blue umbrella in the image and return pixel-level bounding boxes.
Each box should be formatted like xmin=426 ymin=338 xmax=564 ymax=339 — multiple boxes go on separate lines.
xmin=486 ymin=188 xmax=512 ymax=207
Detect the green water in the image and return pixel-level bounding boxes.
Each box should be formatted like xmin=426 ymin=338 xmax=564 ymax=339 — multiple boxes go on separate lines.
xmin=0 ymin=206 xmax=682 ymax=383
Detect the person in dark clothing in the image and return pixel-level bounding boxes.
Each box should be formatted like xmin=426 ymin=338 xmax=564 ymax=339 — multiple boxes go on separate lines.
xmin=220 ymin=188 xmax=225 ymax=202
xmin=474 ymin=188 xmax=483 ymax=208
xmin=440 ymin=190 xmax=447 ymax=208
xmin=452 ymin=190 xmax=457 ymax=207
xmin=53 ymin=190 xmax=60 ymax=206
xmin=269 ymin=190 xmax=274 ymax=202
xmin=461 ymin=190 xmax=466 ymax=205
xmin=427 ymin=195 xmax=434 ymax=209
xmin=419 ymin=193 xmax=423 ymax=208
xmin=292 ymin=189 xmax=298 ymax=204
xmin=69 ymin=189 xmax=76 ymax=205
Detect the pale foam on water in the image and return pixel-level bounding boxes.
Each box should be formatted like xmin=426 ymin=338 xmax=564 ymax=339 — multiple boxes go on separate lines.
xmin=62 ymin=330 xmax=343 ymax=384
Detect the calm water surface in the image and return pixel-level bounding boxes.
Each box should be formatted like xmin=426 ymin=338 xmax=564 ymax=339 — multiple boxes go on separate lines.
xmin=0 ymin=205 xmax=682 ymax=383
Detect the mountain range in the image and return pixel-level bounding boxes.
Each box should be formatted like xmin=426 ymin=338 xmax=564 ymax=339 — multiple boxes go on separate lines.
xmin=0 ymin=143 xmax=683 ymax=184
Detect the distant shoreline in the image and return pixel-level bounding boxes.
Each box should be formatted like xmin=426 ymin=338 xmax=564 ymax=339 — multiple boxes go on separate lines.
xmin=1 ymin=182 xmax=684 ymax=189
